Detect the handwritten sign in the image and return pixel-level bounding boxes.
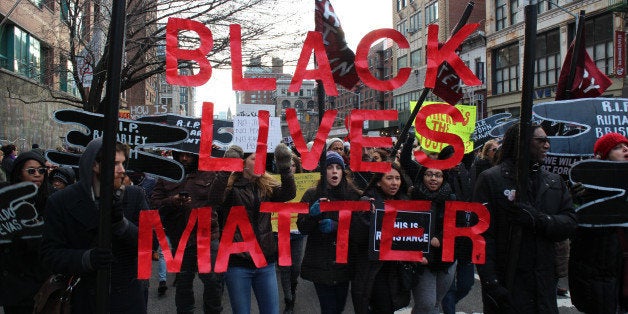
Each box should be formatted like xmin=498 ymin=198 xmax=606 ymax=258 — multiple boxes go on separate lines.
xmin=0 ymin=182 xmax=43 ymax=243
xmin=270 ymin=172 xmax=320 ymax=232
xmin=236 ymin=104 xmax=276 ymax=117
xmin=411 ymin=101 xmax=476 ymax=153
xmin=232 ymin=116 xmax=282 ymax=153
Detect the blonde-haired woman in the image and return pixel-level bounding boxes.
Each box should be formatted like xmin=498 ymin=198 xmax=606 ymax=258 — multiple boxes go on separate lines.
xmin=218 ymin=144 xmax=296 ymax=314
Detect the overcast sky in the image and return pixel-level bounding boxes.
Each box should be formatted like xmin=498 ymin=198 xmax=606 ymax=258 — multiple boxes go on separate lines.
xmin=194 ymin=0 xmax=393 ymax=116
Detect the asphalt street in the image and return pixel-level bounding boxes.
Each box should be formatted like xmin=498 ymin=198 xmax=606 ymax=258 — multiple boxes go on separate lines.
xmin=146 ymin=261 xmax=582 ymax=314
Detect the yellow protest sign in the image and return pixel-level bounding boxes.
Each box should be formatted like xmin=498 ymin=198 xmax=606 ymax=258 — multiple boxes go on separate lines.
xmin=410 ymin=101 xmax=476 ymax=153
xmin=270 ymin=172 xmax=320 ymax=232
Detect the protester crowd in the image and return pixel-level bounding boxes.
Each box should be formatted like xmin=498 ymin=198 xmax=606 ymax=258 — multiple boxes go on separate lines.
xmin=0 ymin=126 xmax=627 ymax=314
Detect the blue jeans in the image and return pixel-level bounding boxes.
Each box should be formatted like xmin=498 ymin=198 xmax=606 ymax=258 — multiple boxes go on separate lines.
xmin=224 ymin=263 xmax=279 ymax=314
xmin=313 ymin=282 xmax=350 ymax=314
xmin=157 ymin=237 xmax=172 ymax=282
xmin=441 ymin=260 xmax=475 ymax=314
xmin=277 ymin=233 xmax=306 ymax=302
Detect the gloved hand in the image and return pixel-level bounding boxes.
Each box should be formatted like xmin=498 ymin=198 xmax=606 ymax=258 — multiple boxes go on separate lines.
xmin=111 ymin=189 xmax=124 ymax=223
xmin=87 ymin=247 xmax=114 ymax=270
xmin=504 ymin=202 xmax=537 ymax=227
xmin=568 ymin=181 xmax=587 ymax=205
xmin=309 ymin=200 xmax=321 ymax=216
xmin=274 ymin=143 xmax=293 ymax=173
xmin=319 ymin=219 xmax=338 ymax=233
xmin=483 ymin=279 xmax=510 ymax=310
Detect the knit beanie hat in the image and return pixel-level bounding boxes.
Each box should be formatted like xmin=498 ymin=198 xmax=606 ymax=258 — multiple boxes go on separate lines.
xmin=326 ymin=138 xmax=344 ymax=151
xmin=594 ymin=133 xmax=628 ymax=159
xmin=50 ymin=166 xmax=76 ymax=185
xmin=326 ymin=151 xmax=345 ymax=170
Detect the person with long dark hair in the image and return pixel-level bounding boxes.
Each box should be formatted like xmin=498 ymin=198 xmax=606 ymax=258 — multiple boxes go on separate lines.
xmin=0 ymin=151 xmax=50 ymax=313
xmin=298 ymin=151 xmax=362 ymax=314
xmin=351 ymin=162 xmax=415 ymax=313
xmin=474 ymin=123 xmax=576 ymax=314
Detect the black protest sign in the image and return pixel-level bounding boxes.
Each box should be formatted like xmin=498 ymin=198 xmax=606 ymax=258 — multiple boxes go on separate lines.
xmin=569 ymin=160 xmax=628 ymax=227
xmin=0 ymin=182 xmax=43 ymax=243
xmin=533 ymin=98 xmax=627 ymax=155
xmin=369 ymin=208 xmax=434 ymax=261
xmin=49 ymin=109 xmax=188 ymax=182
xmin=540 ymin=154 xmax=588 ymax=178
xmin=137 ymin=114 xmax=233 ymax=155
xmin=471 ymin=112 xmax=512 ymax=149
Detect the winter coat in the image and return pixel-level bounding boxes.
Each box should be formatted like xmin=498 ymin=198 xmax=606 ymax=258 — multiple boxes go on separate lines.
xmin=569 ymin=227 xmax=622 ymax=314
xmin=0 ymin=151 xmax=50 ymax=308
xmin=298 ymin=184 xmax=361 ymax=286
xmin=219 ymin=171 xmax=296 ymax=268
xmin=40 ymin=138 xmax=148 ymax=314
xmin=351 ymin=187 xmax=411 ymax=314
xmin=473 ymin=160 xmax=577 ymax=314
xmin=151 ymin=170 xmax=221 ymax=245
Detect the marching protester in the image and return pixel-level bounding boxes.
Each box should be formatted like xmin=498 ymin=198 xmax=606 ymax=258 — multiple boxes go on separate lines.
xmin=470 ymin=138 xmax=499 ymax=186
xmin=49 ymin=166 xmax=76 ymax=192
xmin=0 ymin=151 xmax=50 ymax=313
xmin=277 ymin=153 xmax=306 ymax=314
xmin=569 ymin=132 xmax=628 ymax=314
xmin=1 ymin=144 xmax=17 ymax=176
xmin=0 ymin=149 xmax=6 ymax=183
xmin=40 ymin=139 xmax=148 ymax=313
xmin=409 ymin=165 xmax=456 ymax=314
xmin=298 ymin=151 xmax=362 ymax=314
xmin=150 ymin=151 xmax=224 ymax=310
xmin=213 ymin=144 xmax=296 ymax=314
xmin=352 ymin=162 xmax=414 ymax=313
xmin=473 ymin=123 xmax=577 ymax=314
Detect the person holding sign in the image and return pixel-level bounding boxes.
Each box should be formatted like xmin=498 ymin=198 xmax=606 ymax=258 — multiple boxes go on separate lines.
xmin=217 ymin=144 xmax=296 ymax=314
xmin=474 ymin=123 xmax=576 ymax=314
xmin=0 ymin=151 xmax=50 ymax=313
xmin=351 ymin=162 xmax=415 ymax=313
xmin=409 ymin=166 xmax=456 ymax=314
xmin=298 ymin=151 xmax=362 ymax=314
xmin=569 ymin=132 xmax=628 ymax=314
xmin=40 ymin=139 xmax=149 ymax=313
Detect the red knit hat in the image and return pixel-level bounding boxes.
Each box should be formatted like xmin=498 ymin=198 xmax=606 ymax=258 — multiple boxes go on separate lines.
xmin=594 ymin=133 xmax=628 ymax=159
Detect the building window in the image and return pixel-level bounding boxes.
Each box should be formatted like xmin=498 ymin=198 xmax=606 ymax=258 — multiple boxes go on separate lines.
xmin=397 ymin=55 xmax=408 ymax=70
xmin=585 ymin=14 xmax=614 ymax=75
xmin=493 ymin=43 xmax=519 ymax=94
xmin=282 ymin=100 xmax=291 ymax=109
xmin=409 ymin=12 xmax=421 ymax=33
xmin=495 ymin=0 xmax=506 ymax=31
xmin=536 ymin=0 xmax=550 ymax=14
xmin=13 ymin=27 xmax=43 ymax=82
xmin=475 ymin=58 xmax=485 ymax=83
xmin=410 ymin=49 xmax=422 ymax=68
xmin=509 ymin=0 xmax=520 ymax=25
xmin=425 ymin=2 xmax=438 ymax=25
xmin=396 ymin=21 xmax=407 ymax=37
xmin=534 ymin=29 xmax=560 ymax=87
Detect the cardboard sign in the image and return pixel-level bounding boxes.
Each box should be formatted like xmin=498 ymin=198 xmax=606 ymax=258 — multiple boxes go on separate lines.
xmin=369 ymin=207 xmax=434 ymax=261
xmin=49 ymin=109 xmax=188 ymax=182
xmin=270 ymin=172 xmax=320 ymax=232
xmin=0 ymin=182 xmax=44 ymax=244
xmin=137 ymin=114 xmax=233 ymax=154
xmin=570 ymin=160 xmax=628 ymax=227
xmin=232 ymin=116 xmax=282 ymax=153
xmin=236 ymin=104 xmax=276 ymax=117
xmin=411 ymin=101 xmax=476 ymax=153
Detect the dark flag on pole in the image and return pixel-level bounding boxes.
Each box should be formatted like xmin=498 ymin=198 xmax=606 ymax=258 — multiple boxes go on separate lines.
xmin=432 ymin=61 xmax=464 ymax=106
xmin=555 ymin=25 xmax=612 ymax=100
xmin=315 ymin=0 xmax=359 ymax=90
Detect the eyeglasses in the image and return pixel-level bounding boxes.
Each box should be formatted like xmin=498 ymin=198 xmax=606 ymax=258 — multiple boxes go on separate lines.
xmin=24 ymin=167 xmax=47 ymax=175
xmin=532 ymin=137 xmax=550 ymax=144
xmin=424 ymin=171 xmax=443 ymax=179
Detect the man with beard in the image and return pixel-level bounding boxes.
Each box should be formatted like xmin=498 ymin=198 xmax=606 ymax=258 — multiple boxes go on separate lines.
xmin=473 ymin=123 xmax=577 ymax=314
xmin=41 ymin=138 xmax=149 ymax=312
xmin=150 ymin=151 xmax=223 ymax=313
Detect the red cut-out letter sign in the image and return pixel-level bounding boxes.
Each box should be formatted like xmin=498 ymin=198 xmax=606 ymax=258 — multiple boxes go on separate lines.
xmin=215 ymin=206 xmax=267 ymax=272
xmin=166 ymin=18 xmax=213 ymax=87
xmin=441 ymin=201 xmax=489 ymax=264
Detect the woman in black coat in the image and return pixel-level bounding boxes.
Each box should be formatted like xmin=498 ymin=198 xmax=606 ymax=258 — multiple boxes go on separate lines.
xmin=351 ymin=162 xmax=415 ymax=314
xmin=0 ymin=151 xmax=50 ymax=314
xmin=298 ymin=151 xmax=362 ymax=314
